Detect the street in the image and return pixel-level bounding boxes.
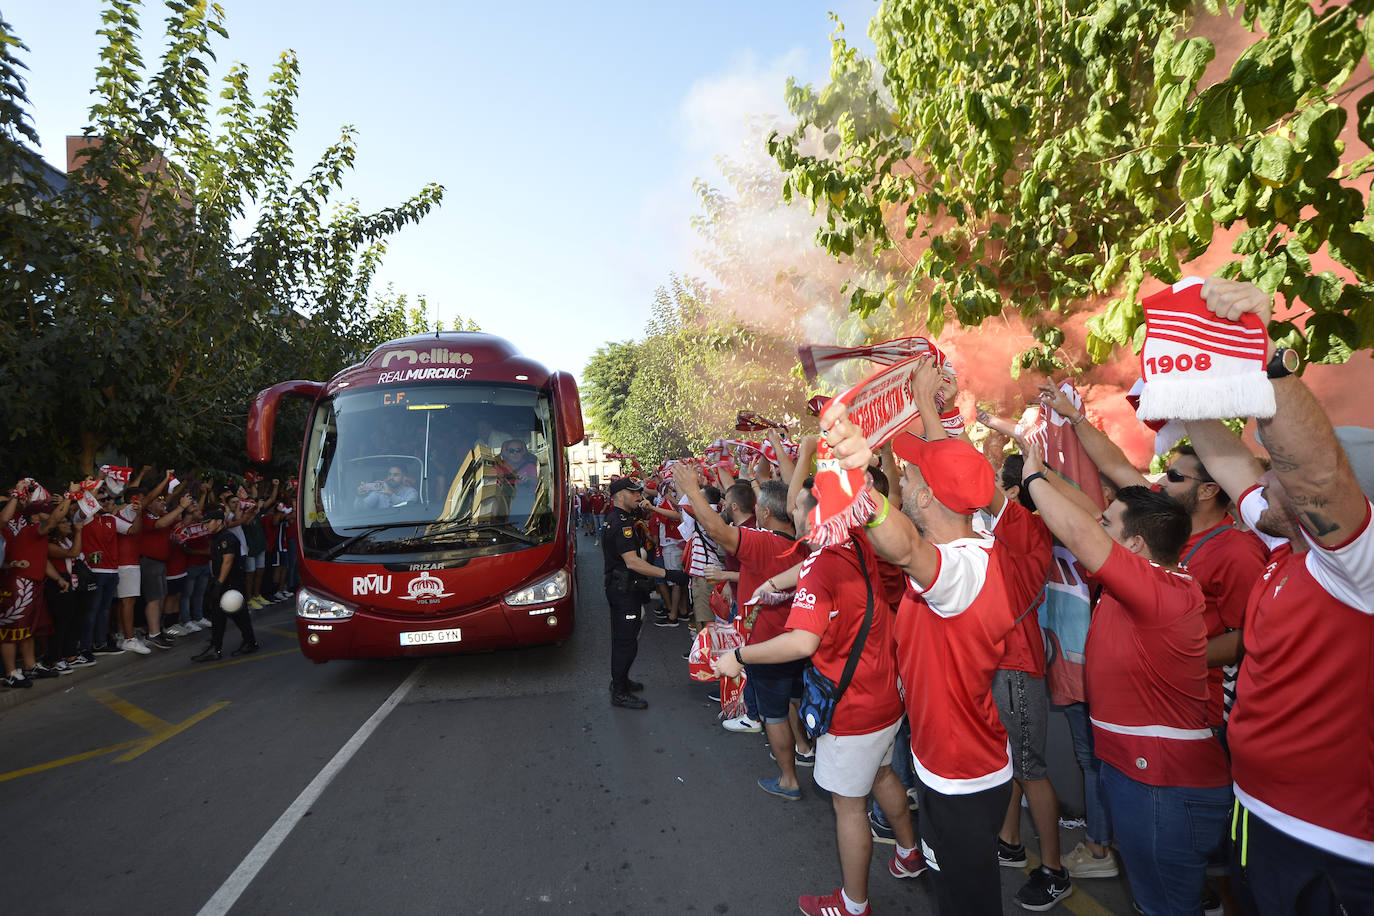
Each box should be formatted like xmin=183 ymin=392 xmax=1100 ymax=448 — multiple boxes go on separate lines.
xmin=0 ymin=532 xmax=1134 ymax=915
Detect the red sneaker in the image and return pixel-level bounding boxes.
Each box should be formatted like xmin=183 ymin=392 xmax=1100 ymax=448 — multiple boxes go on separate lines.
xmin=889 ymin=846 xmax=927 ymax=878
xmin=798 ymin=888 xmax=871 ymax=916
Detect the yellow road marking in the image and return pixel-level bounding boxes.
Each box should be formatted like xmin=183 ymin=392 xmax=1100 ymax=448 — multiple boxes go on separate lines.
xmin=263 ymin=626 xmax=298 ymax=638
xmin=91 ymin=688 xmax=171 ymax=732
xmin=0 ymin=738 xmax=143 ymax=783
xmin=112 ymin=701 xmax=230 ymax=762
xmin=0 ymin=645 xmax=293 ymax=783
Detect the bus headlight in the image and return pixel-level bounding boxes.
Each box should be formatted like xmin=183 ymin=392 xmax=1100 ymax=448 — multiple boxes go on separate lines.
xmin=505 ymin=569 xmax=570 ymax=608
xmin=297 ymin=588 xmax=356 ymax=620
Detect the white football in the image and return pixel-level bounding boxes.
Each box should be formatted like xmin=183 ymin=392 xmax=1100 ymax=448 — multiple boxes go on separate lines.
xmin=220 ymin=589 xmax=245 ymax=614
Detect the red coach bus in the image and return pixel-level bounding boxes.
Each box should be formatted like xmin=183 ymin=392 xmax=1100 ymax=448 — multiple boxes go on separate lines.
xmin=247 ymin=332 xmax=583 ymax=662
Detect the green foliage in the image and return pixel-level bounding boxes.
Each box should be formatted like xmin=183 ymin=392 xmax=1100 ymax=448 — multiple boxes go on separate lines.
xmin=0 ymin=0 xmax=448 ymax=483
xmin=771 ymin=0 xmax=1374 ymax=374
xmin=581 ymin=276 xmax=806 ymax=466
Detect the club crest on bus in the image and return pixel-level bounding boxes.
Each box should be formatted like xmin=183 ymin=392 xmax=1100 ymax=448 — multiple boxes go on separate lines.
xmin=398 ymin=571 xmax=455 ymax=605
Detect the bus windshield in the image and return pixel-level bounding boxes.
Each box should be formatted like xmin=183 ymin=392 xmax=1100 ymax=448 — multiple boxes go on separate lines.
xmin=300 ymin=383 xmax=557 ymax=560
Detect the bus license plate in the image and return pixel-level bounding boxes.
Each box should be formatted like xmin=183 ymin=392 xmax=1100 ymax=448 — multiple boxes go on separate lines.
xmin=399 ymin=628 xmax=462 ymax=647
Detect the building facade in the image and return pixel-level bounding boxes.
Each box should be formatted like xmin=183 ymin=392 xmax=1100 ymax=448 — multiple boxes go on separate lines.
xmin=566 ymin=431 xmax=622 ymax=488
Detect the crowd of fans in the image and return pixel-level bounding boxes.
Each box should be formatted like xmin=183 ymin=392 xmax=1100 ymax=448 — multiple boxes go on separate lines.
xmin=589 ymin=277 xmax=1373 ymax=916
xmin=1 ymin=468 xmax=300 ymax=684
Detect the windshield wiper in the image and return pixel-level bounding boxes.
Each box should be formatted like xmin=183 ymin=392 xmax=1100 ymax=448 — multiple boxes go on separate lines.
xmin=411 ymin=521 xmax=538 ymax=547
xmin=320 ymin=522 xmax=426 ymax=560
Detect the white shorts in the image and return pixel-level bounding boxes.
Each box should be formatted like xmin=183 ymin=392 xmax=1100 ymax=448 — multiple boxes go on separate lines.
xmin=661 ymin=541 xmax=685 ymax=575
xmin=116 ymin=565 xmax=141 ymax=599
xmin=814 ymin=717 xmax=902 ymax=798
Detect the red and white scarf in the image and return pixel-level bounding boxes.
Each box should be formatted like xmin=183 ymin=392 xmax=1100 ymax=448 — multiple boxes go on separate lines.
xmin=798 ymin=336 xmax=949 ymax=385
xmin=1136 ymin=277 xmax=1274 ymax=423
xmin=99 ymin=465 xmax=133 ymax=495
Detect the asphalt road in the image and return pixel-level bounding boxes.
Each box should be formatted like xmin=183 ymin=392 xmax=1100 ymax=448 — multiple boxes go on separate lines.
xmin=0 ymin=531 xmax=1136 ymax=915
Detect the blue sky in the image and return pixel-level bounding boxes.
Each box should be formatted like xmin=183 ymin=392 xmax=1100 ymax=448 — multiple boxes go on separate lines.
xmin=8 ymin=0 xmax=878 ymax=382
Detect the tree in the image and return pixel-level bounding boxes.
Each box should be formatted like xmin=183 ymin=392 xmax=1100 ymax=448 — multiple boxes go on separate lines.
xmin=581 ymin=276 xmax=806 ymax=466
xmin=770 ymin=0 xmax=1374 ymax=375
xmin=0 ymin=0 xmax=447 ymax=482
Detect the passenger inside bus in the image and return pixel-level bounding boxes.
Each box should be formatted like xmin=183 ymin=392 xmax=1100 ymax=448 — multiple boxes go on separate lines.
xmin=353 ymin=462 xmax=419 ymax=511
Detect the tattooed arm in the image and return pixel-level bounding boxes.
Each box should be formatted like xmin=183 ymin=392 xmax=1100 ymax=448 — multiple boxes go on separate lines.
xmin=1202 ymin=277 xmax=1368 ymax=547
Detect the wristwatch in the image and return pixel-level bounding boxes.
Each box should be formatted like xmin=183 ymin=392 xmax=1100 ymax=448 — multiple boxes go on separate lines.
xmin=1267 ymin=347 xmax=1299 ymax=379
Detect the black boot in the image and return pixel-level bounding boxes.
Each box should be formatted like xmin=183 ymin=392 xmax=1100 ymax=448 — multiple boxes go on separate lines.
xmin=610 ymin=681 xmax=647 ymax=709
xmin=192 ymin=644 xmax=222 ymax=663
xmin=608 ymin=678 xmax=644 ymax=692
xmin=230 ymin=641 xmax=260 ymax=656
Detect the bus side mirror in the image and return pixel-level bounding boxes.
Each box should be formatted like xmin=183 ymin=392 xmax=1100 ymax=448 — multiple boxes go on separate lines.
xmin=551 ymin=371 xmax=584 ymax=448
xmin=248 ymin=380 xmax=327 ymax=464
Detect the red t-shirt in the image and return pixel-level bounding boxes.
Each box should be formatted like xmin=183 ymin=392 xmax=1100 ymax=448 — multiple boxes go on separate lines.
xmin=786 ymin=538 xmax=904 ymax=736
xmin=897 ymin=535 xmax=1016 ymax=794
xmin=166 ymin=540 xmax=188 ymax=577
xmin=1180 ymin=519 xmax=1267 ymax=726
xmin=1228 ymin=493 xmax=1374 ymax=864
xmin=1085 ymin=543 xmax=1229 ymax=788
xmin=140 ymin=511 xmax=173 ymax=561
xmin=116 ymin=507 xmax=142 ymax=567
xmin=733 ymin=526 xmax=806 ymax=644
xmin=990 ymin=501 xmax=1052 ymax=677
xmin=656 ymin=496 xmax=683 ymax=544
xmin=3 ymin=523 xmax=48 ymax=581
xmin=82 ymin=513 xmax=132 ymax=572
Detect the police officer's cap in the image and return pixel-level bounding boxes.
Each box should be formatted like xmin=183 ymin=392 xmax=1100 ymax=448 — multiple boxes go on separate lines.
xmin=608 ymin=477 xmax=643 ymax=496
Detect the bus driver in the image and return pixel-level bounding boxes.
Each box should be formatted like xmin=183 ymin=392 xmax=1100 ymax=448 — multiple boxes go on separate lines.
xmin=355 ymin=465 xmax=418 ymax=510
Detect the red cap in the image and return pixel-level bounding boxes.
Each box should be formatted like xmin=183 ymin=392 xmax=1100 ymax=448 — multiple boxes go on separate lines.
xmin=891 ymin=433 xmax=994 ymax=515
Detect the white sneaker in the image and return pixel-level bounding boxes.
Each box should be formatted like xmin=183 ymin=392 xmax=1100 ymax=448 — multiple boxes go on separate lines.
xmin=53 ymin=660 xmax=74 ymax=676
xmin=121 ymin=636 xmax=152 ymax=656
xmin=165 ymin=624 xmax=188 ymax=637
xmin=1062 ymin=842 xmax=1120 ymax=878
xmin=183 ymin=619 xmax=203 ymax=632
xmin=191 ymin=618 xmax=211 ymax=630
xmin=722 ymin=714 xmax=762 ymax=733
xmin=275 ymin=590 xmax=293 ymax=601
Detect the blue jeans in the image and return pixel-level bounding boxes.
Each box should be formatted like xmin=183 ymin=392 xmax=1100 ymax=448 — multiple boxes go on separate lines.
xmin=1101 ymin=762 xmax=1232 ymax=916
xmin=1060 ymin=701 xmax=1112 ymax=845
xmin=81 ymin=571 xmax=120 ymax=651
xmin=180 ymin=564 xmax=211 ymax=621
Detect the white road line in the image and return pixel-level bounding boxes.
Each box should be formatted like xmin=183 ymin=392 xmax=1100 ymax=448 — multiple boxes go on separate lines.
xmin=197 ymin=663 xmax=426 ymax=916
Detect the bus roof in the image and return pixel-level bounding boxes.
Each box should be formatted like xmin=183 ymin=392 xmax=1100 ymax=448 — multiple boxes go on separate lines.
xmin=336 ymin=331 xmax=553 ymax=390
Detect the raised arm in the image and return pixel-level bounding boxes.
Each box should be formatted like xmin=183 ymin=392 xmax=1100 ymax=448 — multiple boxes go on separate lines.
xmin=818 ymin=401 xmax=940 ymax=586
xmin=1018 ymin=439 xmax=1115 ymax=574
xmin=1182 ymin=419 xmax=1264 ymax=506
xmin=910 ymin=356 xmax=947 ymax=442
xmin=1200 ymin=277 xmax=1368 ymax=546
xmin=787 ymin=435 xmax=818 ymax=515
xmin=768 ymin=429 xmax=796 ymax=489
xmin=1038 ymin=383 xmax=1149 ymax=490
xmin=672 ymin=463 xmax=740 ymax=555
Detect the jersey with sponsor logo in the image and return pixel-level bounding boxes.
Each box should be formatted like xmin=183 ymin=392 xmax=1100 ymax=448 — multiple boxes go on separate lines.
xmin=786 ymin=537 xmax=904 ymax=736
xmin=1228 ymin=492 xmax=1374 ymax=864
xmin=1180 ymin=518 xmax=1266 ymax=726
xmin=988 ymin=501 xmax=1052 ymax=677
xmin=1085 ymin=543 xmax=1229 ymax=788
xmin=733 ymin=526 xmax=806 ymax=644
xmin=82 ymin=513 xmax=132 ymax=572
xmin=897 ymin=536 xmax=1016 ymax=794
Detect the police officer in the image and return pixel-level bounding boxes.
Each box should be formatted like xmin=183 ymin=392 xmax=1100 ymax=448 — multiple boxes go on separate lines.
xmin=602 ymin=477 xmax=668 ymax=709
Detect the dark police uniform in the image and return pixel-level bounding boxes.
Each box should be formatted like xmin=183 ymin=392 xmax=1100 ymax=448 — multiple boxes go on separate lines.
xmin=193 ymin=527 xmax=258 ymax=661
xmin=602 ymin=498 xmax=654 ymax=704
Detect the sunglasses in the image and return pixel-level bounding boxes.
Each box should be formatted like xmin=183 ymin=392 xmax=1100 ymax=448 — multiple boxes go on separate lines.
xmin=98 ymin=496 xmax=114 ymax=503
xmin=1165 ymin=468 xmax=1208 ymax=484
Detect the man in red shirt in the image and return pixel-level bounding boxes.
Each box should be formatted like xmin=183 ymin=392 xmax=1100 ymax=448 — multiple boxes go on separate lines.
xmin=139 ymin=487 xmax=193 ymax=650
xmin=79 ymin=486 xmax=135 ymax=657
xmin=1019 ymin=440 xmax=1231 ymax=916
xmin=713 ymin=481 xmax=920 ymax=916
xmin=674 ymin=468 xmax=813 ymax=800
xmin=1181 ymin=278 xmax=1374 ymax=915
xmin=1041 ymin=386 xmax=1268 ymax=730
xmin=822 ymin=407 xmax=1016 ymax=916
